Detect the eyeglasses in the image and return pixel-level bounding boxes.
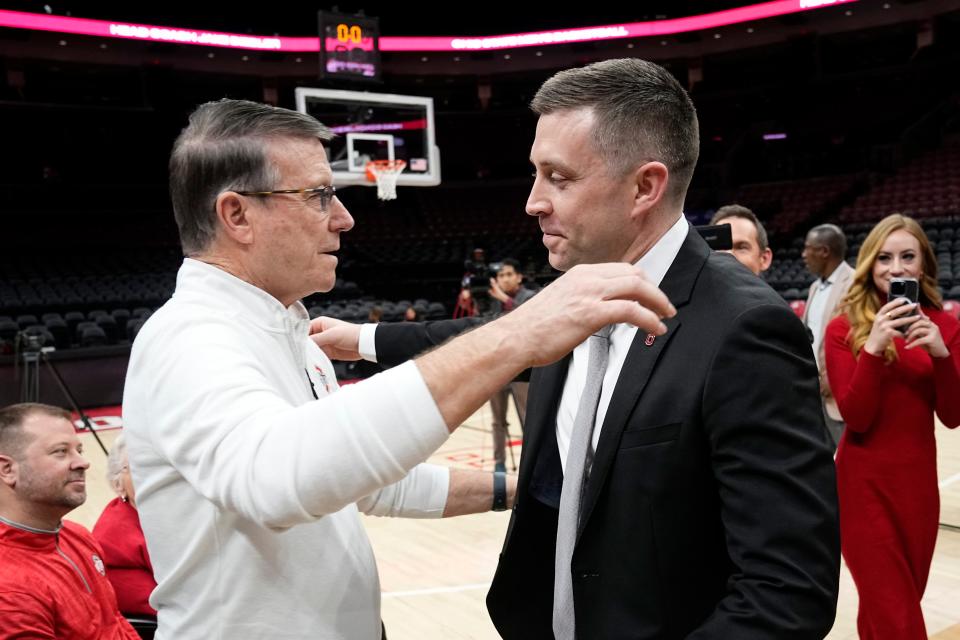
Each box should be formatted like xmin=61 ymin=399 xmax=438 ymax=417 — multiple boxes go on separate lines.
xmin=236 ymin=185 xmax=337 ymax=213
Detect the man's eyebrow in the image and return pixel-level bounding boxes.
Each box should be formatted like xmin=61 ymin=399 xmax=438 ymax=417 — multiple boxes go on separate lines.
xmin=530 ymin=157 xmax=577 ymax=175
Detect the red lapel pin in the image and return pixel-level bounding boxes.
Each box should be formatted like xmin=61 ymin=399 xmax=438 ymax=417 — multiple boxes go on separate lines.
xmin=644 ymin=333 xmax=656 ymax=346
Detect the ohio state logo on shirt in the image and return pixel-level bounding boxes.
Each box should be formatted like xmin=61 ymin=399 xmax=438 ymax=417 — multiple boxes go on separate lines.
xmin=91 ymin=554 xmax=105 ymax=576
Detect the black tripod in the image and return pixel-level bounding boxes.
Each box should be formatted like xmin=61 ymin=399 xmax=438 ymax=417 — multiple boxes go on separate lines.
xmin=16 ymin=333 xmax=108 ymax=456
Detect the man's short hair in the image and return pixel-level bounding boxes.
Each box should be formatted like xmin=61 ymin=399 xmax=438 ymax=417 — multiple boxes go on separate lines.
xmin=0 ymin=403 xmax=72 ymax=459
xmin=710 ymin=204 xmax=769 ymax=252
xmin=531 ymin=58 xmax=700 ymax=204
xmin=169 ymin=99 xmax=334 ymax=255
xmin=807 ymin=224 xmax=847 ymax=259
xmin=499 ymin=258 xmax=522 ymax=274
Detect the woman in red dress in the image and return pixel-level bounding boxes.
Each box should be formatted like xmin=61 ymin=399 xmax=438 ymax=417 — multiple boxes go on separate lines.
xmin=825 ymin=213 xmax=960 ymax=638
xmin=93 ymin=434 xmax=157 ymax=618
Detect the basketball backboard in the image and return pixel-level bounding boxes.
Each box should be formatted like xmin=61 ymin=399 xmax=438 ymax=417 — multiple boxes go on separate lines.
xmin=295 ymin=87 xmax=440 ymax=188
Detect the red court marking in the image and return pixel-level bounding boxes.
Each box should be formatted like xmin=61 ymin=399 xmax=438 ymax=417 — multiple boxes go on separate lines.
xmin=439 ymin=439 xmax=522 ymax=455
xmin=446 ymin=453 xmax=481 ymax=462
xmin=72 ymin=406 xmax=123 ymax=433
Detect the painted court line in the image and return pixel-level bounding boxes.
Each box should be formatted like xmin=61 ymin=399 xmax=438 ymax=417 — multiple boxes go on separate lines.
xmin=940 ymin=472 xmax=960 ymax=489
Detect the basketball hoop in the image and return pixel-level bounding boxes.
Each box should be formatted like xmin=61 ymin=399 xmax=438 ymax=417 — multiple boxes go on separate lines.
xmin=365 ymin=159 xmax=406 ymax=201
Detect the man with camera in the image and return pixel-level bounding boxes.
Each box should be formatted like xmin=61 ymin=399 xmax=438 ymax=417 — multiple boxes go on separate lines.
xmin=487 ymin=259 xmax=536 ymax=472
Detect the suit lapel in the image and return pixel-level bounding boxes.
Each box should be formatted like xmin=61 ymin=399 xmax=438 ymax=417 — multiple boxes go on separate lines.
xmin=518 ymin=355 xmax=571 ymax=483
xmin=577 ymin=228 xmax=708 ymax=538
xmin=820 ymin=262 xmax=852 ymax=329
xmin=803 ymin=284 xmax=816 ymax=324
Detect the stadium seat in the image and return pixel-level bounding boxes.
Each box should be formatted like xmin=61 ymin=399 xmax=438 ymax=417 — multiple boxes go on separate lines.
xmin=16 ymin=314 xmax=38 ymax=330
xmin=95 ymin=315 xmax=119 ymax=343
xmin=43 ymin=316 xmax=70 ymax=349
xmin=111 ymin=308 xmax=131 ymax=333
xmin=0 ymin=319 xmax=20 ymax=343
xmin=79 ymin=325 xmax=108 ymax=347
xmin=127 ymin=318 xmax=148 ymax=341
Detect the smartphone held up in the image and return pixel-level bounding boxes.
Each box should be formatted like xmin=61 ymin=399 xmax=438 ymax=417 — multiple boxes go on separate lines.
xmin=889 ymin=277 xmax=919 ymax=332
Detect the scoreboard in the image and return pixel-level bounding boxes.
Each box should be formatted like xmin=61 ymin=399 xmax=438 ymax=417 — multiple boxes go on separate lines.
xmin=318 ymin=11 xmax=380 ymax=82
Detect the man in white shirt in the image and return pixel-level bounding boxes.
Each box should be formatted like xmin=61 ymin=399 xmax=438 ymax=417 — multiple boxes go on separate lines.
xmin=802 ymin=223 xmax=855 ymax=449
xmin=122 ymin=98 xmax=674 ymax=639
xmin=314 ymin=59 xmax=840 ymax=639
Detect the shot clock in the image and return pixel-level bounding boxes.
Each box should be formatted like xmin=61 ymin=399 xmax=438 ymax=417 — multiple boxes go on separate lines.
xmin=318 ymin=11 xmax=380 ymax=82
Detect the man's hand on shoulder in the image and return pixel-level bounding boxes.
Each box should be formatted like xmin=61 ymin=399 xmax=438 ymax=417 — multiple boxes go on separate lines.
xmin=309 ymin=317 xmax=362 ymax=361
xmin=491 ymin=262 xmax=675 ymax=369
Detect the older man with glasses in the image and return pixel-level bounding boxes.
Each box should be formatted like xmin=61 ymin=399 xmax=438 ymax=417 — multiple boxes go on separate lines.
xmin=121 ymin=98 xmax=675 ymax=639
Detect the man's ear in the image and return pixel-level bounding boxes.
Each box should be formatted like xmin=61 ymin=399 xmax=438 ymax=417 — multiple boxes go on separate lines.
xmin=215 ymin=191 xmax=255 ymax=246
xmin=631 ymin=161 xmax=670 ymax=217
xmin=760 ymin=248 xmax=774 ymax=273
xmin=0 ymin=454 xmax=18 ymax=489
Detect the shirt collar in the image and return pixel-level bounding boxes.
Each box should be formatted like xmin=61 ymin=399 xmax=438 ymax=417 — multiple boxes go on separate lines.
xmin=635 ymin=214 xmax=689 ymax=286
xmin=598 ymin=214 xmax=687 ymax=344
xmin=0 ymin=515 xmax=60 ymax=551
xmin=173 ymin=258 xmax=310 ymax=334
xmin=818 ymin=264 xmax=842 ymax=289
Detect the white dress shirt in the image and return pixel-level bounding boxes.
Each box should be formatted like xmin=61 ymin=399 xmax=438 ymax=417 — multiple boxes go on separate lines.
xmin=360 ymin=214 xmax=689 ymax=473
xmin=124 ymin=259 xmax=450 ymax=640
xmin=806 ymin=267 xmax=839 ymax=368
xmin=556 ymin=215 xmax=689 ymax=472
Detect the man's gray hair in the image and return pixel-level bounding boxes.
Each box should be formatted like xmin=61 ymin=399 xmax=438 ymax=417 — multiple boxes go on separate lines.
xmin=169 ymin=99 xmax=333 ymax=255
xmin=531 ymin=58 xmax=700 ymax=203
xmin=808 ymin=224 xmax=847 ymax=259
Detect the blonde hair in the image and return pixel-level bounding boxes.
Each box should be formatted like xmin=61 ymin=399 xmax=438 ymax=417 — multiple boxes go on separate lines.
xmin=841 ymin=213 xmax=941 ymax=362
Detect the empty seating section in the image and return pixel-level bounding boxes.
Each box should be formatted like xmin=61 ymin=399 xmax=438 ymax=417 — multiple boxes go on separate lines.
xmin=345 ymin=184 xmax=542 ymax=269
xmin=839 ymin=146 xmax=960 ymax=223
xmin=4 ymin=146 xmax=960 ymax=351
xmin=308 ymin=299 xmax=447 ymax=323
xmin=765 ymin=215 xmax=960 ymax=301
xmin=750 ymin=142 xmax=960 ymax=301
xmin=734 ymin=174 xmax=860 ymax=239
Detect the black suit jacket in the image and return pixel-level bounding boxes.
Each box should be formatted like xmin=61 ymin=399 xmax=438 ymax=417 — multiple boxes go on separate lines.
xmin=376 ymin=229 xmax=840 ymax=639
xmin=375 ymin=317 xmax=484 ymax=367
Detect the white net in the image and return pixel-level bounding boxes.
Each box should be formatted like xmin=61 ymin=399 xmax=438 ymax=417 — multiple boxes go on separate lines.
xmin=367 ymin=160 xmax=406 ymax=201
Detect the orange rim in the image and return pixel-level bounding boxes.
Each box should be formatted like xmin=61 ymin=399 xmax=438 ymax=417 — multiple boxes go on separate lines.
xmin=365 ymin=159 xmax=406 ymax=182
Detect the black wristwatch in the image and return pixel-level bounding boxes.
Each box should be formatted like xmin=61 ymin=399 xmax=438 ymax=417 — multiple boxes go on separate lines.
xmin=492 ymin=471 xmax=508 ymax=512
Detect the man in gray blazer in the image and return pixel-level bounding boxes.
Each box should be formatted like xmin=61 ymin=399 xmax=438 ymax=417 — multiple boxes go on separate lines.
xmin=802 ymin=223 xmax=854 ymax=449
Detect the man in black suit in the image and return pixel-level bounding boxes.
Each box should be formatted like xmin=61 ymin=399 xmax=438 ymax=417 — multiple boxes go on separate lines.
xmin=314 ymin=58 xmax=839 ymax=639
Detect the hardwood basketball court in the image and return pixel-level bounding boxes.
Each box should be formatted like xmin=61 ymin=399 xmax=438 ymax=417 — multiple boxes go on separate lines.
xmin=69 ymin=400 xmax=960 ymax=639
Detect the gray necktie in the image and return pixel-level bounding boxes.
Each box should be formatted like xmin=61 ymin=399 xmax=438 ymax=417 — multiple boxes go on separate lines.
xmin=553 ymin=325 xmax=614 ymax=640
